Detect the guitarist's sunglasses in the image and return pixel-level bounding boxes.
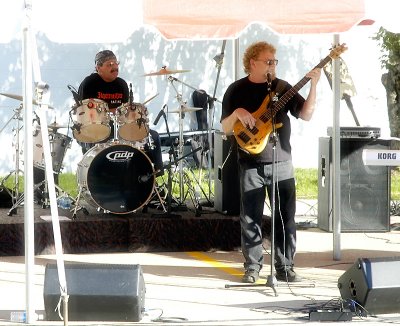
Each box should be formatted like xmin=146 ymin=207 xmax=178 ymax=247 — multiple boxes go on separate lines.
xmin=255 ymin=59 xmax=279 ymax=66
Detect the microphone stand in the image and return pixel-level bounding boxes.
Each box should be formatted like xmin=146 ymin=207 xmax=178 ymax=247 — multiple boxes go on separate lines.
xmin=208 ymin=40 xmax=226 ymax=202
xmin=266 ymin=81 xmax=278 ymax=296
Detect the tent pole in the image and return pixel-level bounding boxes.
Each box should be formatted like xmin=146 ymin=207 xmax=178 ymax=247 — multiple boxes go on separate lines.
xmin=332 ymin=33 xmax=341 ymax=260
xmin=22 ymin=1 xmax=35 ymax=323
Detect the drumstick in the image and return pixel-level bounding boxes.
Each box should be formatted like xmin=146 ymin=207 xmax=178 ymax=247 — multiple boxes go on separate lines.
xmin=143 ymin=93 xmax=159 ymax=105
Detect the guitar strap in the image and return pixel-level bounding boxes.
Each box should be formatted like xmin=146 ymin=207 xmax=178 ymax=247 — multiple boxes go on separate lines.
xmin=274 ymin=79 xmax=288 ymax=98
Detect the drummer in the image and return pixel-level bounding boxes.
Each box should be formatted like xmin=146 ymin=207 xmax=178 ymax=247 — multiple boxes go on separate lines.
xmin=77 ymin=50 xmax=163 ymax=175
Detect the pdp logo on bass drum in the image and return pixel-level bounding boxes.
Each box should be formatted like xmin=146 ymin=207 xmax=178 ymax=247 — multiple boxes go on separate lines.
xmin=106 ymin=150 xmax=134 ymax=162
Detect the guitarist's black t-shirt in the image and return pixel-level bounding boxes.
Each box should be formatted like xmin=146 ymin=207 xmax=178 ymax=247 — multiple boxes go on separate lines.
xmin=221 ymin=76 xmax=305 ymax=163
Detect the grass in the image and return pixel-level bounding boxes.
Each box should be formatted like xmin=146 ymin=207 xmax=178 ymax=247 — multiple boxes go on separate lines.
xmin=2 ymin=168 xmax=400 ymax=200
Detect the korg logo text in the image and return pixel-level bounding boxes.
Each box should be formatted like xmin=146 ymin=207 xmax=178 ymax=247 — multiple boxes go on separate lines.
xmin=106 ymin=151 xmax=134 ymax=161
xmin=378 ymin=152 xmax=396 ymax=160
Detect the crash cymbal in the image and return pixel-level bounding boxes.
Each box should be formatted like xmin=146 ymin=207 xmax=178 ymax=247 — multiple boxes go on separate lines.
xmin=168 ymin=106 xmax=202 ymax=113
xmin=142 ymin=67 xmax=191 ymax=77
xmin=0 ymin=92 xmax=54 ymax=109
xmin=48 ymin=122 xmax=68 ymax=129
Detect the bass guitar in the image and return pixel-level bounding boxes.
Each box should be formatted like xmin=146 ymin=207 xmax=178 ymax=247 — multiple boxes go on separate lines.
xmin=233 ymin=44 xmax=347 ymax=155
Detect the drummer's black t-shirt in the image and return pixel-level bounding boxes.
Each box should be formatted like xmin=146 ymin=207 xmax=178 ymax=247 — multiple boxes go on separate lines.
xmin=78 ymin=73 xmax=129 ymax=111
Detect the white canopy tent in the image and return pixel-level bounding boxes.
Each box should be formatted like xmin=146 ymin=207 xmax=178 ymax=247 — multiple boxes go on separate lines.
xmin=1 ymin=0 xmax=399 ymax=323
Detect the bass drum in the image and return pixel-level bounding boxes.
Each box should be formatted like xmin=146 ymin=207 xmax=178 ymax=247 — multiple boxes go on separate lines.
xmin=77 ymin=142 xmax=155 ymax=214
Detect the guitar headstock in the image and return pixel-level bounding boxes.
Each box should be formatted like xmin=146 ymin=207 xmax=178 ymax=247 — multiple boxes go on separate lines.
xmin=329 ymin=43 xmax=348 ymax=60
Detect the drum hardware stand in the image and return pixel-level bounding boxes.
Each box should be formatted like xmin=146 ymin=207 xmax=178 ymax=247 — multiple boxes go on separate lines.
xmin=0 ymin=103 xmax=25 ymax=216
xmin=166 ymin=76 xmax=187 ymax=207
xmin=142 ymin=170 xmax=167 ymax=213
xmin=180 ymin=155 xmax=211 ymax=217
xmin=12 ymin=175 xmax=75 ymax=210
xmin=151 ymin=111 xmax=182 ymax=218
xmin=71 ymin=187 xmax=89 ymax=219
xmin=167 ymin=76 xmax=217 ymax=207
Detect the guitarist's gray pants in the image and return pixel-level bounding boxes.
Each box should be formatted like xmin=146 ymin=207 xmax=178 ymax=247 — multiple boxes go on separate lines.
xmin=239 ymin=160 xmax=296 ymax=273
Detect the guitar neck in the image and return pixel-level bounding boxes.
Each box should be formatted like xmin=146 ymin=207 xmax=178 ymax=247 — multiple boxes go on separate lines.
xmin=268 ymin=55 xmax=332 ymax=118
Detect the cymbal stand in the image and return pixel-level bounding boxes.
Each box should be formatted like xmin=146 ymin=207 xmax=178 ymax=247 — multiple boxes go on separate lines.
xmin=0 ymin=104 xmax=25 ymax=215
xmin=180 ymin=148 xmax=211 ymax=216
xmin=168 ymin=76 xmax=216 ymax=204
xmin=167 ymin=76 xmax=188 ymax=208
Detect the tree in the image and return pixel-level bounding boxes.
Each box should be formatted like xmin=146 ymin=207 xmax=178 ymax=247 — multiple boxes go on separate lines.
xmin=373 ymin=27 xmax=400 ymax=140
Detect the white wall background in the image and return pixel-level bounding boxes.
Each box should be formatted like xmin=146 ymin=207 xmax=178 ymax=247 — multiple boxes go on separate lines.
xmin=0 ymin=23 xmax=389 ymax=175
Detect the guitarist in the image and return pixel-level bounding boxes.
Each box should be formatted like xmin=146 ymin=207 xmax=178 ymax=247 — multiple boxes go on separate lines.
xmin=221 ymin=41 xmax=321 ymax=283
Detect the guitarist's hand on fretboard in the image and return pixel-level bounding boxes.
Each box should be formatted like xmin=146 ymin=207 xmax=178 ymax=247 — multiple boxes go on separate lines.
xmin=235 ymin=107 xmax=257 ymax=130
xmin=306 ymin=68 xmax=322 ymax=86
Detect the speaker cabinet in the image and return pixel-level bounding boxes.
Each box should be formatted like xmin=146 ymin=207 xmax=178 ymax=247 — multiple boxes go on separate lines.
xmin=214 ymin=131 xmax=240 ymax=215
xmin=318 ymin=137 xmax=391 ymax=232
xmin=338 ymin=257 xmax=400 ymax=314
xmin=44 ymin=263 xmax=145 ymax=322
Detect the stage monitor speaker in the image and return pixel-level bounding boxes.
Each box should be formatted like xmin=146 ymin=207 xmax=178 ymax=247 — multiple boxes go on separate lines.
xmin=338 ymin=257 xmax=400 ymax=314
xmin=214 ymin=131 xmax=240 ymax=215
xmin=44 ymin=263 xmax=145 ymax=322
xmin=318 ymin=137 xmax=390 ymax=232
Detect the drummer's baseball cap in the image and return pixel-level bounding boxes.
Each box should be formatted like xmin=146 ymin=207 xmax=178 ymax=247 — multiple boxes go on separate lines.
xmin=95 ymin=50 xmax=117 ymax=66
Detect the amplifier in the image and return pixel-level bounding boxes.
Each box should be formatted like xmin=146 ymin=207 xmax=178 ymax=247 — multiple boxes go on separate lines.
xmin=327 ymin=126 xmax=380 ymax=138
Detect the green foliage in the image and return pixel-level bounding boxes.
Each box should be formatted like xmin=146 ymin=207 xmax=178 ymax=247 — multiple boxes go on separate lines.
xmin=295 ymin=168 xmax=318 ymax=199
xmin=372 ymin=27 xmax=400 ymax=70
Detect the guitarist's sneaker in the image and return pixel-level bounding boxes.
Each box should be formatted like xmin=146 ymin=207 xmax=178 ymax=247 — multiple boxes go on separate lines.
xmin=242 ymin=269 xmax=259 ymax=283
xmin=276 ymin=268 xmax=302 ymax=282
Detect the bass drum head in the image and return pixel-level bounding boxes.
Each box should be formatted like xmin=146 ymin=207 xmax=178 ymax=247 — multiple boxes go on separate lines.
xmin=82 ymin=143 xmax=155 ymax=214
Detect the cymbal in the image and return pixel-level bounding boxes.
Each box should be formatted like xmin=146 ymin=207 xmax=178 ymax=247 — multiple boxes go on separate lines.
xmin=0 ymin=92 xmax=54 ymax=109
xmin=168 ymin=106 xmax=202 ymax=113
xmin=142 ymin=67 xmax=191 ymax=77
xmin=48 ymin=122 xmax=68 ymax=129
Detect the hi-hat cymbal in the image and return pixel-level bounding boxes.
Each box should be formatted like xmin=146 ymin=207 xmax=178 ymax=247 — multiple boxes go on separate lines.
xmin=0 ymin=92 xmax=54 ymax=109
xmin=48 ymin=122 xmax=68 ymax=129
xmin=168 ymin=106 xmax=202 ymax=113
xmin=142 ymin=67 xmax=191 ymax=77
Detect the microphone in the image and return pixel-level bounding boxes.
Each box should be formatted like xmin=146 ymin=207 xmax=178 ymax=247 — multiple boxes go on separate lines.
xmin=138 ymin=173 xmax=152 ymax=183
xmin=153 ymin=105 xmax=167 ymax=126
xmin=266 ymin=73 xmax=272 ymax=86
xmin=129 ymin=83 xmax=134 ymax=109
xmin=67 ymin=85 xmax=82 ymax=107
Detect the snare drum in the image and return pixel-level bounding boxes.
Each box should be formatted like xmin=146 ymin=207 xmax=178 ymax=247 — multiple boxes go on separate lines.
xmin=72 ymin=98 xmax=110 ymax=143
xmin=33 ymin=130 xmax=72 ymax=173
xmin=77 ymin=142 xmax=155 ymax=214
xmin=117 ymin=103 xmax=149 ymax=142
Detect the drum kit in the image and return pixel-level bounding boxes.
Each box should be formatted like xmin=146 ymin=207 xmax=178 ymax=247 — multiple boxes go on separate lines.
xmin=0 ymin=92 xmax=73 ymax=215
xmin=69 ymin=95 xmax=157 ymax=216
xmin=0 ymin=66 xmax=211 ymax=217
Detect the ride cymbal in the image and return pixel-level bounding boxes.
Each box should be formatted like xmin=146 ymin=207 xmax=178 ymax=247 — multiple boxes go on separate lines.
xmin=142 ymin=67 xmax=191 ymax=77
xmin=0 ymin=92 xmax=54 ymax=109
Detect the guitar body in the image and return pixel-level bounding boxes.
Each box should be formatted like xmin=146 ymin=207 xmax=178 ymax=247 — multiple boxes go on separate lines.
xmin=233 ymin=93 xmax=282 ymax=155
